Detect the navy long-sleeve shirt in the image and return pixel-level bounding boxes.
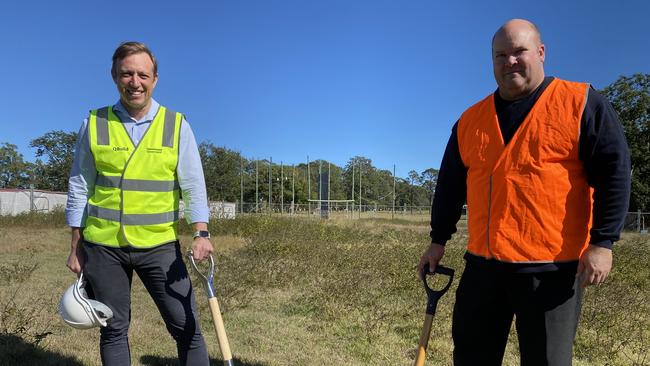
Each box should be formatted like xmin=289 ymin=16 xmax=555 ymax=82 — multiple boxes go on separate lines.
xmin=430 ymin=77 xmax=631 ymax=271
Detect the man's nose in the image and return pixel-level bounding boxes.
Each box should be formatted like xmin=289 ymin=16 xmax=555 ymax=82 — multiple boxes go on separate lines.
xmin=128 ymin=76 xmax=141 ymax=87
xmin=505 ymin=55 xmax=518 ymax=66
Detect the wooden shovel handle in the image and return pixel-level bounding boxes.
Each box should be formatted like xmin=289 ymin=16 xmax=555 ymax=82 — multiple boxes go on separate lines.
xmin=208 ymin=296 xmax=233 ymax=363
xmin=414 ymin=314 xmax=434 ymax=366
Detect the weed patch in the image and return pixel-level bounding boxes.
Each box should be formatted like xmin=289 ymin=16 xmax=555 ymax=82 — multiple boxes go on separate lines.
xmin=0 ymin=260 xmax=55 ymax=363
xmin=575 ymin=237 xmax=650 ymax=365
xmin=0 ymin=209 xmax=66 ymax=228
xmin=0 ymin=214 xmax=647 ymax=365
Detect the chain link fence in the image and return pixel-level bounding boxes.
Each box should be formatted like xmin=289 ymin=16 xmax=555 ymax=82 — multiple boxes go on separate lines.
xmin=235 ymin=202 xmax=433 ymax=220
xmin=233 ymin=202 xmax=649 ymax=234
xmin=2 ymin=187 xmax=648 ymax=234
xmin=624 ymin=211 xmax=650 ymax=233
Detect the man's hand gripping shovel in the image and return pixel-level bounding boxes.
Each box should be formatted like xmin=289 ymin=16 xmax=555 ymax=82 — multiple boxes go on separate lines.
xmin=187 ymin=251 xmax=234 ymax=366
xmin=414 ymin=265 xmax=454 ymax=366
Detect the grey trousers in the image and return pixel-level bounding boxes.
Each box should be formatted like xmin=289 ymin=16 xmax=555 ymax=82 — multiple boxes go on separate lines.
xmin=83 ymin=241 xmax=209 ymax=366
xmin=452 ymin=262 xmax=583 ymax=366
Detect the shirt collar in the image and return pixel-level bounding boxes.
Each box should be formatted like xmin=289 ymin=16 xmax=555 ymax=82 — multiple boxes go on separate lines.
xmin=112 ymin=99 xmax=161 ymax=124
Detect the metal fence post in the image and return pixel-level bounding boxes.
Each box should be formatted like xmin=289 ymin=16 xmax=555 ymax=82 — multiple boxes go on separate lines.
xmin=30 ymin=185 xmax=35 ymax=212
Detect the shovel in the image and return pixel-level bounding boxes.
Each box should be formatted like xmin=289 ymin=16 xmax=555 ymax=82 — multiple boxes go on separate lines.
xmin=414 ymin=265 xmax=454 ymax=366
xmin=187 ymin=251 xmax=234 ymax=366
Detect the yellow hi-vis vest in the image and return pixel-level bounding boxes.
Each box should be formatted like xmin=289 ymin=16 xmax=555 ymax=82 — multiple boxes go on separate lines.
xmin=83 ymin=105 xmax=182 ymax=248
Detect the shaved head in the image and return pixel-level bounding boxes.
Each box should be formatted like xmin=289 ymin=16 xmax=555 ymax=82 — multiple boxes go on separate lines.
xmin=492 ymin=19 xmax=542 ymax=49
xmin=491 ymin=18 xmax=546 ymax=100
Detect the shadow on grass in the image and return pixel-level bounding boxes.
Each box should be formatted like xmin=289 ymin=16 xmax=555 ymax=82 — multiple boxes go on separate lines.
xmin=0 ymin=333 xmax=84 ymax=366
xmin=140 ymin=355 xmax=268 ymax=366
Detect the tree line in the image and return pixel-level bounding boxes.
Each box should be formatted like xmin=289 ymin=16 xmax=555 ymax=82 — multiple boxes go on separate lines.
xmin=199 ymin=145 xmax=437 ymax=208
xmin=0 ymin=134 xmax=438 ymax=208
xmin=2 ymin=74 xmax=649 ymax=211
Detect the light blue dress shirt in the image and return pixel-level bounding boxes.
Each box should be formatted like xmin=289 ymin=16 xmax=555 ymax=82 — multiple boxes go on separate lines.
xmin=65 ymin=99 xmax=210 ymax=227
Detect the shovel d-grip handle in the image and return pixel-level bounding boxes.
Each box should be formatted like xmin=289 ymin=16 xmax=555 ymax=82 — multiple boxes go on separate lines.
xmin=414 ymin=265 xmax=455 ymax=366
xmin=187 ymin=250 xmax=216 ymax=298
xmin=421 ymin=265 xmax=454 ymax=316
xmin=187 ymin=251 xmax=234 ymax=366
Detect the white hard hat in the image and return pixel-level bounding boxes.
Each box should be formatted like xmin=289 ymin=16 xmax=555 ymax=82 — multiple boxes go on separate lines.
xmin=59 ymin=272 xmax=113 ymax=329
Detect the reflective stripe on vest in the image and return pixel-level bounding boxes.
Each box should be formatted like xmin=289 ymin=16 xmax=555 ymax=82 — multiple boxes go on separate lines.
xmin=457 ymin=79 xmax=593 ymax=263
xmin=87 ymin=204 xmax=179 ymax=225
xmin=96 ymin=107 xmax=110 ymax=145
xmin=96 ymin=175 xmax=180 ymax=192
xmin=83 ymin=105 xmax=182 ymax=248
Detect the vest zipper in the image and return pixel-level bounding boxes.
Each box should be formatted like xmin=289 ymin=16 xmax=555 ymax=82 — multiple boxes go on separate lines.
xmin=486 ymin=175 xmax=494 ymax=258
xmin=119 ymin=154 xmax=134 ymax=246
xmin=117 ymin=110 xmax=157 ymax=246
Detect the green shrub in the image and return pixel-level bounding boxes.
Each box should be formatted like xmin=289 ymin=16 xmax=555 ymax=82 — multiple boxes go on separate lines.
xmin=0 ymin=210 xmax=66 ymax=228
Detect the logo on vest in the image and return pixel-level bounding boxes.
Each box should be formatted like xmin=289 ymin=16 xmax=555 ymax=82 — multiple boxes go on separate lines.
xmin=113 ymin=146 xmax=129 ymax=152
xmin=146 ymin=148 xmax=163 ymax=154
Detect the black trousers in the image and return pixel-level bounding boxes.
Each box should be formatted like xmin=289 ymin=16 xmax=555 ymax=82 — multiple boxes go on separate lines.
xmin=83 ymin=241 xmax=209 ymax=366
xmin=452 ymin=262 xmax=583 ymax=366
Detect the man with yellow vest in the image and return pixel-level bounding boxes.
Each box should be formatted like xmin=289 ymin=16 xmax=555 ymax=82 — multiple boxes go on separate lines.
xmin=417 ymin=19 xmax=630 ymax=365
xmin=65 ymin=42 xmax=213 ymax=366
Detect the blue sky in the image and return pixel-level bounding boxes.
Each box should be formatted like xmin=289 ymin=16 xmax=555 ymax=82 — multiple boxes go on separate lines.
xmin=1 ymin=0 xmax=648 ymax=178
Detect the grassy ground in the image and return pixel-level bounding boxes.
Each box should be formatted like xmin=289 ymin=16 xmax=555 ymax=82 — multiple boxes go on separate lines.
xmin=0 ymin=212 xmax=648 ymax=365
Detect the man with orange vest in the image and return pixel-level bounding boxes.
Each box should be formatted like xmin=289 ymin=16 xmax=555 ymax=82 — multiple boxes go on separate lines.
xmin=417 ymin=19 xmax=630 ymax=365
xmin=65 ymin=42 xmax=214 ymax=366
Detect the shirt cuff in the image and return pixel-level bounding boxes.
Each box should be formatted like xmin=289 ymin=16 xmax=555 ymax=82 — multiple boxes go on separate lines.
xmin=588 ymin=240 xmax=614 ymax=250
xmin=430 ymin=237 xmax=448 ymax=246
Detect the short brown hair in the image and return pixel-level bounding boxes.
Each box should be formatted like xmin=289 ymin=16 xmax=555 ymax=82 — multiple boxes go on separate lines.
xmin=111 ymin=41 xmax=158 ymax=78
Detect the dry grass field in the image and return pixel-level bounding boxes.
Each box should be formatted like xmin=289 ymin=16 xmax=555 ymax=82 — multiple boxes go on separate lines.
xmin=0 ymin=212 xmax=648 ymax=365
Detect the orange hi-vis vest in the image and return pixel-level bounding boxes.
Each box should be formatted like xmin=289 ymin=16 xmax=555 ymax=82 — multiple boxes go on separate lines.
xmin=457 ymin=79 xmax=593 ymax=263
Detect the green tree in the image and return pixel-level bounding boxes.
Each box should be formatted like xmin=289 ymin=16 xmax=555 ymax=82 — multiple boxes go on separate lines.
xmin=194 ymin=147 xmax=438 ymax=212
xmin=292 ymin=162 xmax=312 ymax=204
xmin=343 ymin=156 xmax=377 ymax=208
xmin=0 ymin=143 xmax=31 ymax=188
xmin=199 ymin=142 xmax=246 ymax=202
xmin=601 ymin=74 xmax=650 ymax=210
xmin=407 ymin=170 xmax=420 ymax=208
xmin=29 ymin=130 xmax=78 ymax=191
xmin=420 ymin=168 xmax=439 ymax=205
